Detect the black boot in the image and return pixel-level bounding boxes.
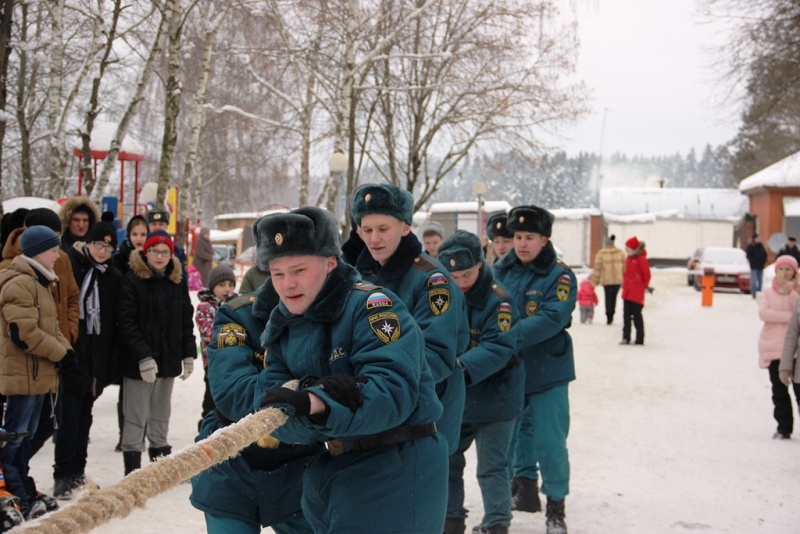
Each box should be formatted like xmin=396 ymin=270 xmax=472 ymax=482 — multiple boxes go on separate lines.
xmin=511 ymin=475 xmax=520 ymax=497
xmin=444 ymin=517 xmax=465 ymax=534
xmin=545 ymin=498 xmax=567 ymax=534
xmin=472 ymin=525 xmax=509 ymax=534
xmin=511 ymin=476 xmax=541 ymax=513
xmin=148 ymin=446 xmax=172 ymax=462
xmin=123 ymin=451 xmax=141 ymax=475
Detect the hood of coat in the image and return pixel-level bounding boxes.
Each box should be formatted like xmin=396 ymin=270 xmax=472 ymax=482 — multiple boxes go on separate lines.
xmin=1 ymin=227 xmax=23 ymax=262
xmin=128 ymin=249 xmax=183 ymax=284
xmin=260 ymin=259 xmax=361 ymax=347
xmin=628 ymin=241 xmax=646 ymax=257
xmin=59 ymin=196 xmax=101 ymax=235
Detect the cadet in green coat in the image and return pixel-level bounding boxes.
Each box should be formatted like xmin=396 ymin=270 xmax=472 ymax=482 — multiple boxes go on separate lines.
xmin=255 ymin=206 xmax=448 ymax=534
xmin=494 ymin=205 xmax=577 ymax=534
xmin=189 ymin=291 xmax=320 ymax=534
xmin=343 ymin=183 xmax=470 ymax=456
xmin=439 ymin=231 xmax=524 ymax=534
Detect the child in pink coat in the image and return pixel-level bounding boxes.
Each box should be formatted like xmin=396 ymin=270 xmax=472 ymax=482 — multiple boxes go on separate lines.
xmin=757 ymin=254 xmax=800 ymax=439
xmin=577 ymin=275 xmax=599 ymax=324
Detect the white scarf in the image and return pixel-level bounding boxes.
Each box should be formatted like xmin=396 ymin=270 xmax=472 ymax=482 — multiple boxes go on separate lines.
xmin=79 ymin=247 xmax=108 ymax=335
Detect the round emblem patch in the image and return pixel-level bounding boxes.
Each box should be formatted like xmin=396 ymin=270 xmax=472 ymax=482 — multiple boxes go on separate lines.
xmin=275 ymin=233 xmax=283 ymax=245
xmin=449 ymin=259 xmax=456 ymax=267
xmin=496 ymin=222 xmax=502 ymax=229
xmin=365 ymin=193 xmax=372 ymax=202
xmin=519 ymin=215 xmax=525 ymax=223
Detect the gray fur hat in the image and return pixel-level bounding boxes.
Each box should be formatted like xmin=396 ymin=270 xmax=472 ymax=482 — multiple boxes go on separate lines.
xmin=419 ymin=220 xmax=445 ymax=239
xmin=350 ymin=183 xmax=414 ymax=226
xmin=438 ymin=230 xmax=484 ymax=272
xmin=485 ymin=213 xmax=513 ymax=240
xmin=506 ymin=205 xmax=555 ymax=237
xmin=253 ymin=206 xmax=341 ymax=263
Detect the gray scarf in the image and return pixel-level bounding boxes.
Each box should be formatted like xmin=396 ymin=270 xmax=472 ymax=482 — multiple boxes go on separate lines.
xmin=79 ymin=247 xmax=108 ymax=335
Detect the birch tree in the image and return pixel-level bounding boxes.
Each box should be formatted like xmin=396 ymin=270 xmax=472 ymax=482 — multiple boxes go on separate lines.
xmin=0 ymin=0 xmax=14 ymax=212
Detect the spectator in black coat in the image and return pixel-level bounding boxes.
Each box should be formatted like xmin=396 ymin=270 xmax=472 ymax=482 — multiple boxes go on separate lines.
xmin=777 ymin=237 xmax=800 ymax=266
xmin=746 ymin=233 xmax=768 ymax=298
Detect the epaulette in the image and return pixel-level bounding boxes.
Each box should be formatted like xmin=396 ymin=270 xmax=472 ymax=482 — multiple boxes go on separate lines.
xmin=491 ymin=283 xmax=509 ymax=299
xmin=224 ymin=294 xmax=256 ymax=310
xmin=556 ymin=259 xmax=572 ymax=273
xmin=411 ymin=256 xmax=438 ymax=273
xmin=353 ymin=281 xmax=382 ymax=292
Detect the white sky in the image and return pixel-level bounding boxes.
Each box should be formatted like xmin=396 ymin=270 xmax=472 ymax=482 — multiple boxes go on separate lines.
xmin=558 ymin=0 xmax=741 ymax=157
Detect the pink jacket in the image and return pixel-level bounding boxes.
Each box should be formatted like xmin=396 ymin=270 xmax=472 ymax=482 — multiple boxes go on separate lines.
xmin=758 ymin=286 xmax=800 ymax=367
xmin=577 ymin=279 xmax=598 ymax=307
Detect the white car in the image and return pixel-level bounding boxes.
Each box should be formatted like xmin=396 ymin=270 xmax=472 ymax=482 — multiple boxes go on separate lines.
xmin=689 ymin=247 xmax=751 ymax=294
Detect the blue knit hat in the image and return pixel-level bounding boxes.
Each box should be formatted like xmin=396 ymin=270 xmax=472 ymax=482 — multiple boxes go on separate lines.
xmin=350 ymin=183 xmax=414 ymax=226
xmin=438 ymin=230 xmax=484 ymax=272
xmin=21 ymin=225 xmax=61 ymax=257
xmin=253 ymin=206 xmax=341 ymax=264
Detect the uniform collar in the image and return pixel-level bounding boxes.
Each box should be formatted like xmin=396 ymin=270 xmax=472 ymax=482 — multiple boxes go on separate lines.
xmin=355 ymin=232 xmax=422 ymax=281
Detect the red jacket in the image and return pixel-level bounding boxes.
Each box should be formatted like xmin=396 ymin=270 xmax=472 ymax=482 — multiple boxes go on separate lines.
xmin=577 ymin=279 xmax=598 ymax=307
xmin=622 ymin=246 xmax=651 ymax=305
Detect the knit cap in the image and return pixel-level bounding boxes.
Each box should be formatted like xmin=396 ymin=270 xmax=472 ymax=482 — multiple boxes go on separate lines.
xmin=774 ymin=254 xmax=798 ymax=274
xmin=604 ymin=234 xmax=616 ymax=246
xmin=85 ymin=211 xmax=118 ymax=248
xmin=24 ymin=208 xmax=62 ymax=234
xmin=253 ymin=206 xmax=340 ymax=264
xmin=143 ymin=230 xmax=174 ymax=255
xmin=208 ymin=264 xmax=236 ymax=290
xmin=419 ymin=220 xmax=445 ymax=239
xmin=625 ymin=236 xmax=640 ymax=250
xmin=350 ymin=183 xmax=415 ymax=226
xmin=438 ymin=230 xmax=484 ymax=272
xmin=21 ymin=225 xmax=61 ymax=257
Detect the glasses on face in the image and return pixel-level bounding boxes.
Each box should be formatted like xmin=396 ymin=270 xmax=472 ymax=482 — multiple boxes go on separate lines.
xmin=147 ymin=249 xmax=171 ymax=257
xmin=91 ymin=241 xmax=115 ymax=252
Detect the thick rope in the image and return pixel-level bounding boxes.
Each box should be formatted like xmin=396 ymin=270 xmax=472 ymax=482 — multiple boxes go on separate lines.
xmin=10 ymin=406 xmax=290 ymax=534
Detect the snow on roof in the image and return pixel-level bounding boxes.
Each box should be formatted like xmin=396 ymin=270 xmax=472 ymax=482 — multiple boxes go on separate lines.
xmin=551 ymin=207 xmax=602 ymax=220
xmin=72 ymin=121 xmax=144 ymax=155
xmin=2 ymin=197 xmax=61 ymax=213
xmin=600 ymin=187 xmax=747 ymax=220
xmin=429 ymin=200 xmax=511 ymax=213
xmin=214 ymin=208 xmax=290 ymax=221
xmin=738 ymin=151 xmax=800 ymax=193
xmin=210 ymin=228 xmax=242 ymax=242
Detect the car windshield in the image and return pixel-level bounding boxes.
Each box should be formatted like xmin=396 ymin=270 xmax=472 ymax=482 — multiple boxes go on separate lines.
xmin=703 ymin=249 xmax=747 ymax=264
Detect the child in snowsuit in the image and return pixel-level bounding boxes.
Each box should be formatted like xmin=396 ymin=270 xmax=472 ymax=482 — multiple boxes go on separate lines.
xmin=577 ymin=275 xmax=598 ymax=324
xmin=194 ymin=264 xmax=237 ymax=425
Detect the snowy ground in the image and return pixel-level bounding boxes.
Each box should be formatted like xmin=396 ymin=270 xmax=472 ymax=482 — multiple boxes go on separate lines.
xmin=25 ymin=270 xmax=800 ymax=533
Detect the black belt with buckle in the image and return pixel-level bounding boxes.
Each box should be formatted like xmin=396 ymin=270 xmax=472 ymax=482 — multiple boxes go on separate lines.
xmin=325 ymin=422 xmax=437 ymax=457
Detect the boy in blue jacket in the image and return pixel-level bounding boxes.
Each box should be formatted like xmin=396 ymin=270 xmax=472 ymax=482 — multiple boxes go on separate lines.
xmin=494 ymin=205 xmax=577 ymax=534
xmin=439 ymin=231 xmax=524 ymax=534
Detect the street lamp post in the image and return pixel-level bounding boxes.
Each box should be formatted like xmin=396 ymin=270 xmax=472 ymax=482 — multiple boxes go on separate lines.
xmin=328 ymin=152 xmax=349 ymax=222
xmin=473 ymin=181 xmax=487 ymax=236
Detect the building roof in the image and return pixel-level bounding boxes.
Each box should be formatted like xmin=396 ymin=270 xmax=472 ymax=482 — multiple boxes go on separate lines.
xmin=600 ymin=187 xmax=747 ymax=221
xmin=739 ymin=151 xmax=800 ymax=193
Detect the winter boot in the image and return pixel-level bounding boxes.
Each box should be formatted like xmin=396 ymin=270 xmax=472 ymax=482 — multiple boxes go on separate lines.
xmin=444 ymin=517 xmax=466 ymax=534
xmin=472 ymin=525 xmax=509 ymax=534
xmin=511 ymin=476 xmax=541 ymax=513
xmin=148 ymin=446 xmax=172 ymax=462
xmin=545 ymin=498 xmax=568 ymax=534
xmin=123 ymin=451 xmax=142 ymax=476
xmin=23 ymin=476 xmax=57 ymax=512
xmin=511 ymin=475 xmax=520 ymax=497
xmin=0 ymin=492 xmax=23 ymax=530
xmin=53 ymin=477 xmax=74 ymax=500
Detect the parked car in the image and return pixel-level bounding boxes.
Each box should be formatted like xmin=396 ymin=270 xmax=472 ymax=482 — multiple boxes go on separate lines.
xmin=690 ymin=247 xmax=751 ymax=293
xmin=231 ymin=245 xmax=256 ymax=279
xmin=687 ymin=247 xmax=704 ymax=286
xmin=213 ymin=244 xmax=236 ymax=265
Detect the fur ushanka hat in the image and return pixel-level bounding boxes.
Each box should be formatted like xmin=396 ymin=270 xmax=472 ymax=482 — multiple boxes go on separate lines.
xmin=506 ymin=205 xmax=555 ymax=237
xmin=438 ymin=230 xmax=484 ymax=272
xmin=485 ymin=213 xmax=513 ymax=240
xmin=350 ymin=183 xmax=415 ymax=226
xmin=253 ymin=206 xmax=341 ymax=264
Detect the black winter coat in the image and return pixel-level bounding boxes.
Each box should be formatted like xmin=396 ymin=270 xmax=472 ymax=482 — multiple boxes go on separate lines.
xmin=119 ymin=251 xmax=196 ymax=380
xmin=113 ymin=239 xmax=136 ymax=276
xmin=65 ymin=242 xmax=123 ymax=397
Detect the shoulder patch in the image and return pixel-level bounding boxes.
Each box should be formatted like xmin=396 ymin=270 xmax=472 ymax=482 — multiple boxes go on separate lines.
xmin=427 ymin=272 xmax=449 ymax=287
xmin=366 ymin=291 xmax=393 ymax=310
xmin=491 ymin=283 xmax=508 ymax=299
xmin=412 ymin=256 xmax=438 ymax=273
xmin=217 ymin=324 xmax=247 ymax=348
xmin=353 ymin=281 xmax=382 ymax=292
xmin=558 ymin=274 xmax=571 ymax=285
xmin=429 ymin=287 xmax=451 ymax=315
xmin=369 ymin=312 xmax=401 ymax=344
xmin=225 ymin=295 xmax=255 ymax=311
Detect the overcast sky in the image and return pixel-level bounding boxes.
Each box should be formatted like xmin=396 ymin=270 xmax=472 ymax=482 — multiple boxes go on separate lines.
xmin=557 ymin=0 xmax=741 ymax=158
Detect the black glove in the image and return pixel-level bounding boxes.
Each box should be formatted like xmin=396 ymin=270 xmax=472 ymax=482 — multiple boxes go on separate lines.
xmin=303 ymin=374 xmax=368 ymax=412
xmin=259 ymin=388 xmax=311 ymax=418
xmin=59 ymin=349 xmax=77 ymax=369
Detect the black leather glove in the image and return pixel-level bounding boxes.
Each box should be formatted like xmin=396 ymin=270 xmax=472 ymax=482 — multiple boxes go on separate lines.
xmin=259 ymin=388 xmax=311 ymax=418
xmin=59 ymin=349 xmax=77 ymax=369
xmin=303 ymin=374 xmax=368 ymax=412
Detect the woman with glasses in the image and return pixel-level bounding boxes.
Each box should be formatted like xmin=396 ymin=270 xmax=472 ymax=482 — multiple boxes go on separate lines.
xmin=56 ymin=212 xmax=124 ymax=499
xmin=118 ymin=230 xmax=196 ymax=476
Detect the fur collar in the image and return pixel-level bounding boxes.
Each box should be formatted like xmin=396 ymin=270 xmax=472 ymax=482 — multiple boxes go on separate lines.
xmin=464 ymin=260 xmax=494 ymax=309
xmin=355 ymin=232 xmax=423 ymax=281
xmin=128 ymin=250 xmax=183 ymax=284
xmin=1 ymin=227 xmax=23 ymax=262
xmin=260 ymin=260 xmax=360 ymax=347
xmin=495 ymin=240 xmax=557 ymax=276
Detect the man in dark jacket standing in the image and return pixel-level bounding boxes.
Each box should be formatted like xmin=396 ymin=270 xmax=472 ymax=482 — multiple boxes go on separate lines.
xmin=193 ymin=227 xmax=214 ymax=287
xmin=746 ymin=233 xmax=768 ymax=299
